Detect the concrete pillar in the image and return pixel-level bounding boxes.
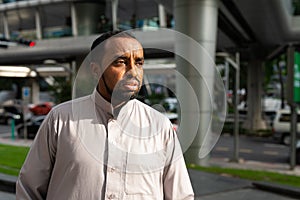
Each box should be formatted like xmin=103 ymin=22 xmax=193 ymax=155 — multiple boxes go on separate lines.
xmin=224 ymin=61 xmax=229 ymax=92
xmin=174 ymin=0 xmax=219 ymax=165
xmin=243 ymin=61 xmax=268 ymax=131
xmin=35 ymin=7 xmax=42 ymax=40
xmin=158 ymin=4 xmax=167 ymax=28
xmin=2 ymin=12 xmax=10 ymax=39
xmin=31 ymin=80 xmax=40 ymax=104
xmin=71 ymin=60 xmax=78 ymax=97
xmin=70 ymin=2 xmax=78 ymax=37
xmin=73 ymin=2 xmax=106 ymax=36
xmin=112 ymin=0 xmax=119 ymax=31
xmin=72 ymin=55 xmax=86 ymax=94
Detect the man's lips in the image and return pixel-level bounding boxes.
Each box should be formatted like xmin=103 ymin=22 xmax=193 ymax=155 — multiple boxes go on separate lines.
xmin=122 ymin=80 xmax=140 ymax=90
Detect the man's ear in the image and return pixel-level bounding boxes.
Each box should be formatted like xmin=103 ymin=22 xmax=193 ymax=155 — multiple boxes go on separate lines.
xmin=90 ymin=62 xmax=102 ymax=79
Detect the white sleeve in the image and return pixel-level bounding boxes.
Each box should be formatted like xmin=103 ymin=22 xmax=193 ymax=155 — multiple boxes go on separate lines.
xmin=163 ymin=126 xmax=194 ymax=200
xmin=16 ymin=111 xmax=57 ymax=200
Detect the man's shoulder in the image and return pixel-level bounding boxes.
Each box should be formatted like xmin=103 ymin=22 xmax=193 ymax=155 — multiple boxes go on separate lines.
xmin=50 ymin=95 xmax=92 ymax=116
xmin=130 ymin=99 xmax=160 ymax=112
xmin=130 ymin=99 xmax=171 ymax=124
xmin=130 ymin=99 xmax=150 ymax=108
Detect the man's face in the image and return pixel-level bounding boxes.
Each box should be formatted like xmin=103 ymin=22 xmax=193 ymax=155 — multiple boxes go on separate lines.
xmin=97 ymin=37 xmax=144 ymax=103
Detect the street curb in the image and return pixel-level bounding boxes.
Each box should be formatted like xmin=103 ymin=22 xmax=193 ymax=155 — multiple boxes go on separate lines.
xmin=0 ymin=174 xmax=16 ymax=194
xmin=252 ymin=181 xmax=300 ymax=199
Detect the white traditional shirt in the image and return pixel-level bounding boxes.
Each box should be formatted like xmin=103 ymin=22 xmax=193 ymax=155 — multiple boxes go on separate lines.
xmin=16 ymin=89 xmax=194 ymax=200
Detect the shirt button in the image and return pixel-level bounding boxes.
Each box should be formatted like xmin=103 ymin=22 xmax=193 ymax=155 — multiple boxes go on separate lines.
xmin=107 ymin=194 xmax=116 ymax=199
xmin=108 ymin=167 xmax=115 ymax=173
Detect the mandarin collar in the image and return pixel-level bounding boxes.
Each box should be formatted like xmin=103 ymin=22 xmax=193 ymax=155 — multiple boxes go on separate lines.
xmin=91 ymin=88 xmax=114 ymax=116
xmin=91 ymin=88 xmax=129 ymax=117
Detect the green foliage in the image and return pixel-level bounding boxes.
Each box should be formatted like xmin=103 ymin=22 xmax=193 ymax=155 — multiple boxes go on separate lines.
xmin=0 ymin=78 xmax=15 ymax=90
xmin=264 ymin=53 xmax=287 ymax=97
xmin=222 ymin=121 xmax=247 ymax=135
xmin=146 ymin=93 xmax=166 ymax=105
xmin=49 ymin=77 xmax=72 ymax=103
xmin=293 ymin=0 xmax=300 ymax=15
xmin=264 ymin=60 xmax=275 ymax=88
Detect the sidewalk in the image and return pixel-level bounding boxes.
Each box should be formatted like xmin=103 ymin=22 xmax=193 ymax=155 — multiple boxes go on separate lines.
xmin=189 ymin=169 xmax=300 ymax=200
xmin=0 ymin=134 xmax=32 ymax=147
xmin=0 ymin=137 xmax=300 ymax=199
xmin=209 ymin=157 xmax=300 ymax=177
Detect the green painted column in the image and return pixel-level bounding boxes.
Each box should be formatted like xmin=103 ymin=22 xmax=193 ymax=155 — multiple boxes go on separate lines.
xmin=293 ymin=52 xmax=300 ymax=103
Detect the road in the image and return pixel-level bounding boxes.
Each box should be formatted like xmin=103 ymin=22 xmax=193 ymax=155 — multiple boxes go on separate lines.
xmin=0 ymin=124 xmax=16 ymax=140
xmin=0 ymin=124 xmax=11 ymax=134
xmin=211 ymin=133 xmax=290 ymax=164
xmin=0 ymin=191 xmax=14 ymax=200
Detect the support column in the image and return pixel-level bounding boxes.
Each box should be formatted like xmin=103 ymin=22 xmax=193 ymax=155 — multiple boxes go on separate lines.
xmin=31 ymin=80 xmax=40 ymax=104
xmin=112 ymin=0 xmax=119 ymax=31
xmin=174 ymin=0 xmax=219 ymax=165
xmin=35 ymin=7 xmax=42 ymax=40
xmin=158 ymin=4 xmax=167 ymax=28
xmin=224 ymin=60 xmax=229 ymax=92
xmin=72 ymin=55 xmax=86 ymax=98
xmin=2 ymin=12 xmax=10 ymax=39
xmin=70 ymin=2 xmax=78 ymax=36
xmin=71 ymin=60 xmax=78 ymax=97
xmin=243 ymin=61 xmax=268 ymax=131
xmin=72 ymin=2 xmax=106 ymax=36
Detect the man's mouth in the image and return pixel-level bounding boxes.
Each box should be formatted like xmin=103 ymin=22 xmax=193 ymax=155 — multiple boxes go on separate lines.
xmin=123 ymin=80 xmax=140 ymax=91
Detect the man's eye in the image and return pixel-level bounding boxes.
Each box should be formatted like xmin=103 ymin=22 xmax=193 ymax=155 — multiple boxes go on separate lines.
xmin=114 ymin=60 xmax=126 ymax=65
xmin=135 ymin=61 xmax=144 ymax=66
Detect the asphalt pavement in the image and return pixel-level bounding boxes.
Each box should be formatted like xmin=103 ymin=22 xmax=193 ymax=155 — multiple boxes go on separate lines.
xmin=0 ymin=134 xmax=300 ymax=199
xmin=0 ymin=167 xmax=299 ymax=200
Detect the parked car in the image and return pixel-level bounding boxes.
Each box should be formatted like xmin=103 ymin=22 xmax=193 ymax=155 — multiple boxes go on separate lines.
xmin=17 ymin=115 xmax=46 ymax=139
xmin=272 ymin=109 xmax=300 ymax=145
xmin=0 ymin=105 xmax=30 ymax=125
xmin=161 ymin=97 xmax=178 ymax=112
xmin=272 ymin=109 xmax=300 ymax=164
xmin=29 ymin=102 xmax=53 ymax=116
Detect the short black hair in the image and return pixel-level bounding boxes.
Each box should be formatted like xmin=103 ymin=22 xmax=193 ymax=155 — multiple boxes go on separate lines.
xmin=91 ymin=30 xmax=136 ymax=51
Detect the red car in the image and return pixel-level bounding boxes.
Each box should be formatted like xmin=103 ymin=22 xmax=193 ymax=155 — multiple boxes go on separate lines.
xmin=29 ymin=102 xmax=53 ymax=115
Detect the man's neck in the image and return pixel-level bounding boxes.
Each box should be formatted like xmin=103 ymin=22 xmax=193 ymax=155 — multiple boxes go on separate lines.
xmin=96 ymin=86 xmax=129 ymax=116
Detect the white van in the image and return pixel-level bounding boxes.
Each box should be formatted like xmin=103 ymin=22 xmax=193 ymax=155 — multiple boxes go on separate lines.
xmin=272 ymin=109 xmax=300 ymax=145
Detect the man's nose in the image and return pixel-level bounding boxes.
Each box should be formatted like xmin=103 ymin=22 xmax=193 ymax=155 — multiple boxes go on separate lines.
xmin=126 ymin=58 xmax=138 ymax=77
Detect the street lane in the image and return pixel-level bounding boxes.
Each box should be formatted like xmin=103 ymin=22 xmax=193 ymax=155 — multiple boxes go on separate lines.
xmin=211 ymin=134 xmax=290 ymax=164
xmin=0 ymin=125 xmax=11 ymax=134
xmin=0 ymin=191 xmax=15 ymax=200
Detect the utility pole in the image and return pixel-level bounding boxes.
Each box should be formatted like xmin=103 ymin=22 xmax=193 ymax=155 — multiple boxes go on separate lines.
xmin=286 ymin=45 xmax=297 ymax=170
xmin=216 ymin=52 xmax=240 ymax=162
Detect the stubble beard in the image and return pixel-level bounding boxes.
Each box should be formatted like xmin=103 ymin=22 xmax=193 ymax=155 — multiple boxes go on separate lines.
xmin=102 ymin=75 xmax=141 ymax=104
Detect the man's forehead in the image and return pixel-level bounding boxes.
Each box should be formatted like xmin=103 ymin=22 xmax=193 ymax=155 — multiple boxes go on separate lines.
xmin=92 ymin=35 xmax=143 ymax=67
xmin=104 ymin=36 xmax=143 ymax=52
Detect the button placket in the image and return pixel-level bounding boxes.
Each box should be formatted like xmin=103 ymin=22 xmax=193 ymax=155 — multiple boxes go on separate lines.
xmin=107 ymin=193 xmax=116 ymax=199
xmin=105 ymin=120 xmax=123 ymax=199
xmin=108 ymin=167 xmax=115 ymax=173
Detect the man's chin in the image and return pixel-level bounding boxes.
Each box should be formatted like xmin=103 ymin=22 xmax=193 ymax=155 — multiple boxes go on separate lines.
xmin=111 ymin=90 xmax=139 ymax=102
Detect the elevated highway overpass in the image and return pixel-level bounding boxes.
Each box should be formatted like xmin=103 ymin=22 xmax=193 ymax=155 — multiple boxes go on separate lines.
xmin=1 ymin=0 xmax=300 ymax=165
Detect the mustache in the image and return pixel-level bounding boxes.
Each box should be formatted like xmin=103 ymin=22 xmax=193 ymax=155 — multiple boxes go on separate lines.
xmin=120 ymin=77 xmax=141 ymax=86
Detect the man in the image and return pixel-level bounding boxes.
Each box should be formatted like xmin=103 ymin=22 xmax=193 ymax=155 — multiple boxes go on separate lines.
xmin=16 ymin=31 xmax=194 ymax=199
